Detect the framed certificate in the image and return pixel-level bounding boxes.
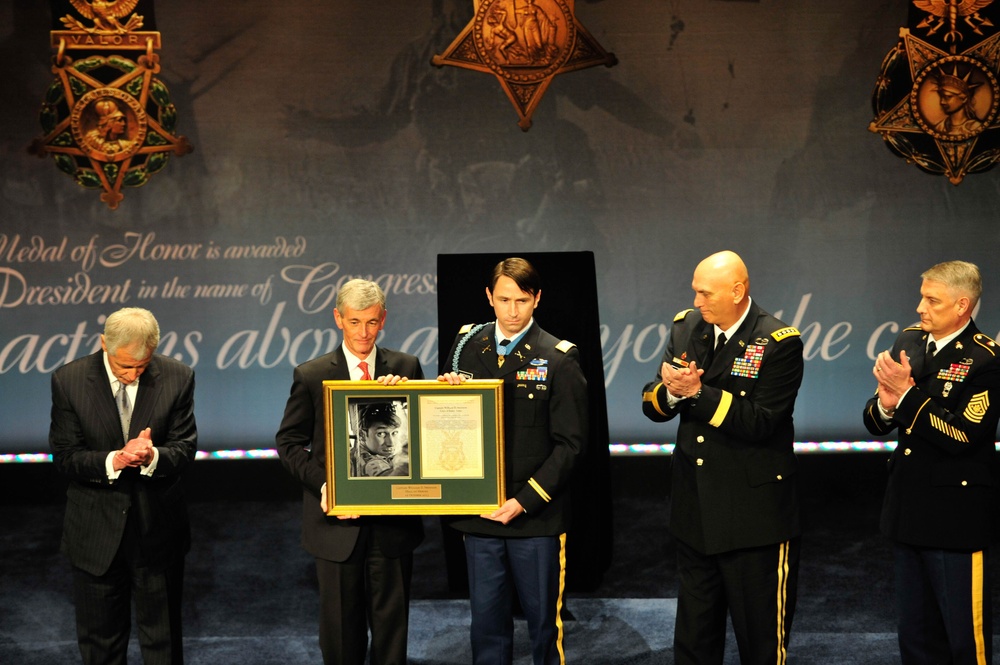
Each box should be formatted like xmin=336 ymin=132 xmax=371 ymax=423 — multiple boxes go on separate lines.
xmin=322 ymin=379 xmax=505 ymax=515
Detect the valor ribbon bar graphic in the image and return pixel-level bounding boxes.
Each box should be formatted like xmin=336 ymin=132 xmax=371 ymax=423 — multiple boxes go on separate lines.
xmin=29 ymin=0 xmax=192 ymax=209
xmin=432 ymin=0 xmax=617 ymax=130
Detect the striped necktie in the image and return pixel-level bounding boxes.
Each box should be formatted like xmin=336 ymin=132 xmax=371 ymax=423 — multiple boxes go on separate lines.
xmin=116 ymin=383 xmax=131 ymax=443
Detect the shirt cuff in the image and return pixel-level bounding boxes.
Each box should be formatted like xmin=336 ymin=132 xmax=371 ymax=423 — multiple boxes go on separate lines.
xmin=105 ymin=451 xmax=122 ymax=480
xmin=140 ymin=447 xmax=160 ymax=477
xmin=666 ymin=388 xmax=684 ymax=407
xmin=876 ymin=398 xmax=894 ymax=421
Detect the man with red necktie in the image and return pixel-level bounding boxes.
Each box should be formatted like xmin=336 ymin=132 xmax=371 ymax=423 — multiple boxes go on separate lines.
xmin=276 ymin=278 xmax=424 ymax=665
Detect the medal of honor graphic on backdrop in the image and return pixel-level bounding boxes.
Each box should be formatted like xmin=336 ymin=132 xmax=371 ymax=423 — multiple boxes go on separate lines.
xmin=432 ymin=0 xmax=617 ymax=130
xmin=870 ymin=0 xmax=1000 ymax=184
xmin=29 ymin=0 xmax=192 ymax=209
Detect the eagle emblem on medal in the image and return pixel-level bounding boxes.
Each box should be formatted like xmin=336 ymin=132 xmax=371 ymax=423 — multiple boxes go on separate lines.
xmin=59 ymin=0 xmax=145 ymax=34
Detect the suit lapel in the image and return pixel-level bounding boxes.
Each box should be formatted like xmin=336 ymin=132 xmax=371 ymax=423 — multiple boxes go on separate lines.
xmin=331 ymin=347 xmax=351 ymax=380
xmin=904 ymin=331 xmax=931 ymax=381
xmin=690 ymin=323 xmax=714 ymax=372
xmin=374 ymin=348 xmax=393 ymax=380
xmin=130 ymin=358 xmax=160 ymax=441
xmin=87 ymin=353 xmax=124 ymax=448
xmin=466 ymin=323 xmax=502 ymax=377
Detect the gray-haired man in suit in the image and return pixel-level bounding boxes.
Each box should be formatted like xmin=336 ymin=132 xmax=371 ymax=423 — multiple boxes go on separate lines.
xmin=276 ymin=278 xmax=424 ymax=665
xmin=50 ymin=307 xmax=197 ymax=664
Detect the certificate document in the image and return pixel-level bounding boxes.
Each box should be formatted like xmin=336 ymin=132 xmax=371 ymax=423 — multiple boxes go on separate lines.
xmin=418 ymin=394 xmax=486 ymax=479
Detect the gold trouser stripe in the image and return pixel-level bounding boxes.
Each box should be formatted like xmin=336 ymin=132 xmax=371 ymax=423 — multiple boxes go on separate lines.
xmin=972 ymin=550 xmax=987 ymax=665
xmin=708 ymin=390 xmax=733 ymax=428
xmin=555 ymin=533 xmax=568 ymax=665
xmin=528 ymin=478 xmax=552 ymax=503
xmin=643 ymin=383 xmax=669 ymax=417
xmin=775 ymin=540 xmax=790 ymax=665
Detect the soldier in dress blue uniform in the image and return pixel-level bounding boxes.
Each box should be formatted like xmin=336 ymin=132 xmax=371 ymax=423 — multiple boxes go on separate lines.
xmin=642 ymin=250 xmax=804 ymax=665
xmin=864 ymin=260 xmax=999 ymax=665
xmin=439 ymin=257 xmax=588 ymax=665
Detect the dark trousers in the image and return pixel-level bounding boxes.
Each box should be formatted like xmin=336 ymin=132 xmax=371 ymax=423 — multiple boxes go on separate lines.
xmin=894 ymin=543 xmax=993 ymax=665
xmin=464 ymin=533 xmax=567 ymax=665
xmin=72 ymin=524 xmax=185 ymax=665
xmin=674 ymin=537 xmax=799 ymax=665
xmin=315 ymin=528 xmax=413 ymax=665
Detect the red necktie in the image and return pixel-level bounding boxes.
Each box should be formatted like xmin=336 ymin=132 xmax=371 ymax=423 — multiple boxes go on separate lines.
xmin=359 ymin=361 xmax=371 ymax=380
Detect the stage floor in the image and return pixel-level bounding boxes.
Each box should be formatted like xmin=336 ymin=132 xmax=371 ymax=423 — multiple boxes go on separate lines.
xmin=3 ymin=454 xmax=997 ymax=663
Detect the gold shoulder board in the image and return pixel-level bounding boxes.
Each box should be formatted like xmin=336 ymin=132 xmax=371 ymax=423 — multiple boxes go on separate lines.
xmin=555 ymin=340 xmax=576 ymax=353
xmin=459 ymin=323 xmax=475 ymax=334
xmin=772 ymin=327 xmax=801 ymax=341
xmin=975 ymin=333 xmax=998 ymax=355
xmin=674 ymin=308 xmax=693 ymax=323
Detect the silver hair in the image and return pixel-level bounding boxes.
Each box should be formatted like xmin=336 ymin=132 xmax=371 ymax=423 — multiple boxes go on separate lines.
xmin=103 ymin=307 xmax=160 ymax=360
xmin=337 ymin=279 xmax=386 ymax=313
xmin=922 ymin=260 xmax=982 ymax=309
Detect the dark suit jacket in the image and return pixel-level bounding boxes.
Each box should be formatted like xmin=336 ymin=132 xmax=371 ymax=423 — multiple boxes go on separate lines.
xmin=445 ymin=322 xmax=589 ymax=538
xmin=863 ymin=322 xmax=1000 ymax=550
xmin=275 ymin=346 xmax=425 ymax=561
xmin=49 ymin=351 xmax=197 ymax=576
xmin=642 ymin=302 xmax=804 ymax=556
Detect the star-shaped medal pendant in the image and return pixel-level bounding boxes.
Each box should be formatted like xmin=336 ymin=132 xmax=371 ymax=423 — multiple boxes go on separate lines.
xmin=869 ymin=2 xmax=1000 ymax=184
xmin=432 ymin=0 xmax=617 ymax=130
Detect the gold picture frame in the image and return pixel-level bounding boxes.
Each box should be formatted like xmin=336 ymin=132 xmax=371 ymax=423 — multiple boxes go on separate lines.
xmin=323 ymin=379 xmax=505 ymax=515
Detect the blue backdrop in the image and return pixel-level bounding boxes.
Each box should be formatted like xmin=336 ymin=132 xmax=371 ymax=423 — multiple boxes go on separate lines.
xmin=3 ymin=0 xmax=1000 ymax=453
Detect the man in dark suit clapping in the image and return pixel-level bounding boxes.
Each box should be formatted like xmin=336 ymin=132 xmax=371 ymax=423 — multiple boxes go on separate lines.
xmin=50 ymin=307 xmax=197 ymax=665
